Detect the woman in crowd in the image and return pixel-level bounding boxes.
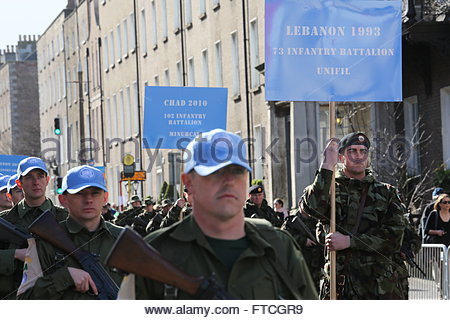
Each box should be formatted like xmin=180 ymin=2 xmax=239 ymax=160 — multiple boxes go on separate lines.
xmin=424 ymin=193 xmax=450 ymax=246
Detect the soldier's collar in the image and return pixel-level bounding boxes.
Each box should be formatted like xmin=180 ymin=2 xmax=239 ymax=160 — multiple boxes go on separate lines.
xmin=66 ymin=215 xmax=108 ymax=234
xmin=336 ymin=169 xmax=374 ymax=183
xmin=18 ymin=198 xmax=52 ymax=218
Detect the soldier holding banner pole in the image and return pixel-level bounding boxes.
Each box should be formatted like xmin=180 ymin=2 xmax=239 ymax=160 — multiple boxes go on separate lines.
xmin=300 ymin=132 xmax=406 ymax=299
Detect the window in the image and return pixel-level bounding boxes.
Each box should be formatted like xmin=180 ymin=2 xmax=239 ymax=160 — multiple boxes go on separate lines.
xmin=109 ymin=30 xmax=115 ymax=66
xmin=214 ymin=40 xmax=223 ymax=87
xmin=176 ymin=60 xmax=183 ymax=85
xmin=151 ymin=1 xmax=158 ymax=48
xmin=188 ymin=57 xmax=195 ymax=86
xmin=132 ymin=82 xmax=139 ymax=135
xmin=103 ymin=35 xmax=109 ymax=68
xmin=71 ymin=31 xmax=76 ymax=53
xmin=61 ymin=66 xmax=66 ymax=98
xmin=72 ymin=66 xmax=77 ymax=102
xmin=249 ymin=18 xmax=260 ymax=89
xmin=441 ymin=86 xmax=450 ymax=167
xmin=161 ymin=0 xmax=168 ymax=40
xmin=185 ymin=0 xmax=192 ymax=26
xmin=116 ymin=24 xmax=122 ymax=62
xmin=164 ymin=68 xmax=170 ymax=85
xmin=112 ymin=94 xmax=118 ymax=139
xmin=231 ymin=31 xmax=240 ymax=96
xmin=404 ymin=96 xmax=420 ymax=175
xmin=140 ymin=9 xmax=148 ymax=54
xmin=130 ymin=12 xmax=136 ymax=51
xmin=126 ymin=86 xmax=132 ymax=136
xmin=253 ymin=125 xmax=264 ymax=180
xmin=173 ymin=0 xmax=180 ymax=32
xmin=119 ymin=90 xmax=126 ymax=138
xmin=201 ymin=49 xmax=209 ymax=87
xmin=199 ymin=0 xmax=206 ymax=18
xmin=122 ymin=18 xmax=129 ymax=56
xmin=67 ymin=71 xmax=72 ymax=102
xmin=60 ymin=30 xmax=64 ymax=51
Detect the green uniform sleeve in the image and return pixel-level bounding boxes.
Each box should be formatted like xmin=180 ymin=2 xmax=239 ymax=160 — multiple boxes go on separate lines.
xmin=278 ymin=230 xmax=318 ymax=299
xmin=0 ymin=249 xmax=18 ymax=275
xmin=300 ymin=169 xmax=333 ymax=221
xmin=161 ymin=206 xmax=181 ymax=229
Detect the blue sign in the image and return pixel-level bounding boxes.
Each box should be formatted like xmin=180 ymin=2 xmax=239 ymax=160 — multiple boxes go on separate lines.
xmin=265 ymin=0 xmax=402 ymax=102
xmin=143 ymin=86 xmax=228 ymax=149
xmin=0 ymin=155 xmax=28 ymax=175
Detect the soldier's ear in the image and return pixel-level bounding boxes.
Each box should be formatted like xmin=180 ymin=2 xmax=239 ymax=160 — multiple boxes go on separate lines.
xmin=338 ymin=153 xmax=344 ymax=163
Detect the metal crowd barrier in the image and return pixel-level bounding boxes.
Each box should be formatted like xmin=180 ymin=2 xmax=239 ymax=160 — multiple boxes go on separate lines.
xmin=407 ymin=244 xmax=449 ymax=300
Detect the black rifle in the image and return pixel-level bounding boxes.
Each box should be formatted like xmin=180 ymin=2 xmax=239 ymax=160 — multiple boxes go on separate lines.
xmin=28 ymin=210 xmax=119 ymax=300
xmin=105 ymin=226 xmax=233 ymax=299
xmin=0 ymin=217 xmax=32 ymax=247
xmin=401 ymin=245 xmax=426 ymax=277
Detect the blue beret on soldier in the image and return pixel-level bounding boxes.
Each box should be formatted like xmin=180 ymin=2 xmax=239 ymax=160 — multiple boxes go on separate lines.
xmin=338 ymin=132 xmax=370 ymax=154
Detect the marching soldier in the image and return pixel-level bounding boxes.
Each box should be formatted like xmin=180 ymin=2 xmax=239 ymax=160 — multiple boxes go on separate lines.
xmin=300 ymin=133 xmax=405 ymax=299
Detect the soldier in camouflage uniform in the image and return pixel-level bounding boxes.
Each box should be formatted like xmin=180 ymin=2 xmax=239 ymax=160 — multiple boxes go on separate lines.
xmin=244 ymin=185 xmax=283 ymax=227
xmin=300 ymin=133 xmax=406 ymax=299
xmin=282 ymin=203 xmax=324 ymax=291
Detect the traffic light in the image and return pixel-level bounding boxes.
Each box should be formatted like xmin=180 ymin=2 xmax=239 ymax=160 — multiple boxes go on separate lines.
xmin=56 ymin=177 xmax=63 ymax=194
xmin=54 ymin=117 xmax=61 ymax=135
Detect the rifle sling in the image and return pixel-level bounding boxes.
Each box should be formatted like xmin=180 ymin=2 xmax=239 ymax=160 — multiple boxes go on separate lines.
xmin=351 ymin=184 xmax=370 ymax=236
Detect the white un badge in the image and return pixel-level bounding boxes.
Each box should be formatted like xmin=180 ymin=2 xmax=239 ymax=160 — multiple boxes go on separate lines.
xmin=79 ymin=167 xmax=95 ymax=179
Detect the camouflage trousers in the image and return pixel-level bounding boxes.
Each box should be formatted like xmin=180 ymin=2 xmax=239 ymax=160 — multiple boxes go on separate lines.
xmin=320 ymin=261 xmax=403 ymax=300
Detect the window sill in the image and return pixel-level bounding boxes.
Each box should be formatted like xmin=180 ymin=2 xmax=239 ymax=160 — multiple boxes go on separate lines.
xmin=162 ymin=36 xmax=168 ymax=43
xmin=250 ymin=86 xmax=261 ymax=94
xmin=212 ymin=3 xmax=220 ymax=11
xmin=185 ymin=22 xmax=193 ymax=30
xmin=232 ymin=94 xmax=241 ymax=102
xmin=117 ymin=58 xmax=122 ymax=64
xmin=174 ymin=27 xmax=180 ymax=35
xmin=199 ymin=13 xmax=207 ymax=20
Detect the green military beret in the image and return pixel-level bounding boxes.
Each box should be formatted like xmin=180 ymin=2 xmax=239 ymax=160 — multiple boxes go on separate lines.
xmin=161 ymin=199 xmax=172 ymax=207
xmin=144 ymin=196 xmax=154 ymax=205
xmin=248 ymin=185 xmax=264 ymax=194
xmin=338 ymin=132 xmax=370 ymax=153
xmin=130 ymin=195 xmax=141 ymax=203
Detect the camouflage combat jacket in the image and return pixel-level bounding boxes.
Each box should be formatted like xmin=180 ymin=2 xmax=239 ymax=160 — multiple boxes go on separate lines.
xmin=136 ymin=215 xmax=318 ymax=299
xmin=300 ymin=168 xmax=406 ymax=299
xmin=0 ymin=199 xmax=67 ymax=300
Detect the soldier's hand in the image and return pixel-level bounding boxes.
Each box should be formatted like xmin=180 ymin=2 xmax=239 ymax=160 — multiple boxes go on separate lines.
xmin=305 ymin=238 xmax=317 ymax=247
xmin=325 ymin=232 xmax=350 ymax=251
xmin=321 ymin=138 xmax=340 ymax=171
xmin=68 ymin=267 xmax=98 ymax=295
xmin=175 ymin=198 xmax=186 ymax=208
xmin=14 ymin=248 xmax=27 ymax=262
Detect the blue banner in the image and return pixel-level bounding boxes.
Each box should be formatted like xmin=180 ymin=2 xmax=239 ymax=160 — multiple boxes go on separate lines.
xmin=265 ymin=0 xmax=402 ymax=102
xmin=143 ymin=86 xmax=228 ymax=149
xmin=0 ymin=155 xmax=28 ymax=175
